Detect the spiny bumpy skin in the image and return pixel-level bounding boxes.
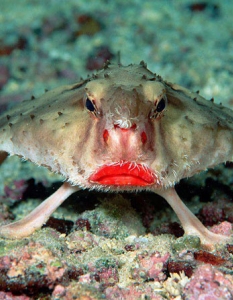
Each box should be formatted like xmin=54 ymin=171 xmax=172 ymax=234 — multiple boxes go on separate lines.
xmin=0 ymin=63 xmax=233 ymax=190
xmin=0 ymin=62 xmax=233 ymax=244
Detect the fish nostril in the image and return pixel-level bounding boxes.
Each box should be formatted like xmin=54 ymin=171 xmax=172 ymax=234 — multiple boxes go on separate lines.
xmin=103 ymin=129 xmax=109 ymax=143
xmin=141 ymin=131 xmax=147 ymax=144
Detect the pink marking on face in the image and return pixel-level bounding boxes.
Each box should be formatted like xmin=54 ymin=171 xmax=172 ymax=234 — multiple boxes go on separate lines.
xmin=141 ymin=131 xmax=147 ymax=144
xmin=103 ymin=129 xmax=109 ymax=143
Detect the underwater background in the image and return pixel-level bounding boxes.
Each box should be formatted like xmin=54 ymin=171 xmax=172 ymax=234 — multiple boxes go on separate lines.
xmin=0 ymin=1 xmax=233 ymax=299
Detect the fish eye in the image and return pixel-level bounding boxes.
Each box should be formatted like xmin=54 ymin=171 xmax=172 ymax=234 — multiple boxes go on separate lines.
xmin=85 ymin=97 xmax=95 ymax=112
xmin=156 ymin=97 xmax=166 ymax=112
xmin=149 ymin=96 xmax=167 ymax=120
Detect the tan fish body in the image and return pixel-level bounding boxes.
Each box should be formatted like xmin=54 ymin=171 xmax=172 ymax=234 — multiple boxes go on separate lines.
xmin=0 ymin=62 xmax=233 ymax=247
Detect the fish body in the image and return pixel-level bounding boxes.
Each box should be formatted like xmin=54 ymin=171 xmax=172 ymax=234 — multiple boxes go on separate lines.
xmin=0 ymin=62 xmax=232 ymax=247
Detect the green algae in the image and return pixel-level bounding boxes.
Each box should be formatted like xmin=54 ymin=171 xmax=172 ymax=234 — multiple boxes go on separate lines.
xmin=173 ymin=235 xmax=201 ymax=251
xmin=0 ymin=238 xmax=29 ymax=256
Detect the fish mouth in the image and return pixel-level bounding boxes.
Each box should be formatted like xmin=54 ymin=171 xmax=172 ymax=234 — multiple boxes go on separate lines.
xmin=89 ymin=161 xmax=157 ymax=186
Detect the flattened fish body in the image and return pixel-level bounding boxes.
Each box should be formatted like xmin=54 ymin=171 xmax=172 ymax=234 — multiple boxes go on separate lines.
xmin=0 ymin=63 xmax=233 ymax=190
xmin=1 ymin=62 xmax=233 ymax=245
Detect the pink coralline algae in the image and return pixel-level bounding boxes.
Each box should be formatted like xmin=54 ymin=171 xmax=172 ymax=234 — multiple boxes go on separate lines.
xmin=51 ymin=284 xmax=66 ymax=298
xmin=199 ymin=198 xmax=233 ymax=227
xmin=210 ymin=221 xmax=233 ymax=236
xmin=183 ymin=264 xmax=233 ymax=300
xmin=3 ymin=180 xmax=28 ymax=203
xmin=86 ymin=259 xmax=119 ymax=288
xmin=0 ymin=291 xmax=30 ymax=300
xmin=105 ymin=285 xmax=163 ymax=300
xmin=93 ymin=266 xmax=119 ymax=287
xmin=131 ymin=251 xmax=170 ymax=282
xmin=0 ymin=242 xmax=74 ymax=296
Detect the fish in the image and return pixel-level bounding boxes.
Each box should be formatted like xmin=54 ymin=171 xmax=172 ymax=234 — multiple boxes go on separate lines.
xmin=0 ymin=61 xmax=232 ymax=247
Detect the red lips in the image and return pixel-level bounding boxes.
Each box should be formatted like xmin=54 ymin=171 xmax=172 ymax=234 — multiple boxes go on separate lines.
xmin=89 ymin=162 xmax=156 ymax=186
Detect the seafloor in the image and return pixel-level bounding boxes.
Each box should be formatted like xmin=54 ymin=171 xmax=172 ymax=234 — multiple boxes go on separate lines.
xmin=1 ymin=0 xmax=233 ymax=299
